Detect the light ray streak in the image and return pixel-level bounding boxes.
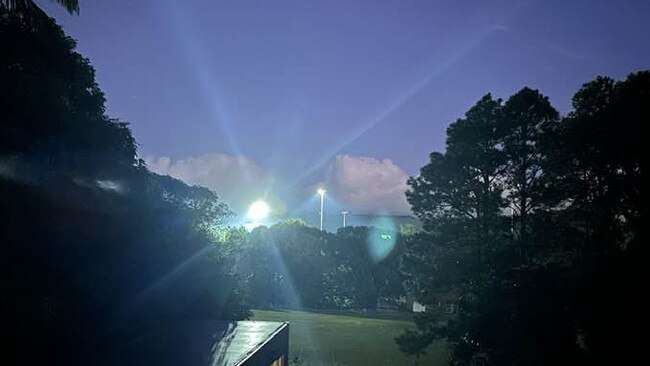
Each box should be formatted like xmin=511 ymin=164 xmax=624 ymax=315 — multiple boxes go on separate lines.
xmin=161 ymin=0 xmax=250 ymax=181
xmin=290 ymin=2 xmax=530 ymax=187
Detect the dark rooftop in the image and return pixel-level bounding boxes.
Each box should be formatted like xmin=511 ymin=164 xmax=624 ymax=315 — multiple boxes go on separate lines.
xmin=110 ymin=321 xmax=288 ymax=366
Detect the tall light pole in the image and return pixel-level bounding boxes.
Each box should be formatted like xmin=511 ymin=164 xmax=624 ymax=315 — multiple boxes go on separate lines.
xmin=317 ymin=188 xmax=326 ymax=230
xmin=341 ymin=211 xmax=349 ymax=228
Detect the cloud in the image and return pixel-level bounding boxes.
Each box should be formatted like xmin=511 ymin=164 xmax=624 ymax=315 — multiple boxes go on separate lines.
xmin=329 ymin=154 xmax=411 ymax=214
xmin=144 ymin=153 xmax=271 ymax=211
xmin=144 ymin=153 xmax=413 ymax=217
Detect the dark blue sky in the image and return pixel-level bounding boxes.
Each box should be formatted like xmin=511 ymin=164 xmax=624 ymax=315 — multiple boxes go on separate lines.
xmin=38 ymin=0 xmax=650 ymax=215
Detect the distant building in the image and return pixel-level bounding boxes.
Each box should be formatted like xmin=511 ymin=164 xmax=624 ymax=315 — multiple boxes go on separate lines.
xmin=295 ymin=211 xmax=420 ymax=232
xmin=111 ymin=321 xmax=289 ymax=366
xmin=340 ymin=213 xmax=420 ymax=230
xmin=412 ymin=301 xmax=427 ymax=313
xmin=406 ymin=291 xmax=460 ymax=314
xmin=435 ymin=292 xmax=460 ymax=314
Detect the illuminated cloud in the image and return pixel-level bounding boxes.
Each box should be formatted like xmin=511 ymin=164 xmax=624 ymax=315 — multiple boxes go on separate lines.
xmin=144 ymin=153 xmax=413 ymax=216
xmin=329 ymin=154 xmax=411 ymax=214
xmin=144 ymin=153 xmax=271 ymax=211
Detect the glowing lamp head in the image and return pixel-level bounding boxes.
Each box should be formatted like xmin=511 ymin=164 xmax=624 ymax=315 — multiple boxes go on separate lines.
xmin=317 ymin=188 xmax=326 ymax=196
xmin=247 ymin=200 xmax=270 ymax=222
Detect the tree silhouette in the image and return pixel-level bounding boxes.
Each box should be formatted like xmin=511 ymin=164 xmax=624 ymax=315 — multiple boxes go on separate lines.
xmin=400 ymin=73 xmax=646 ymax=365
xmin=1 ymin=9 xmax=248 ymax=365
xmin=1 ymin=0 xmax=79 ymax=14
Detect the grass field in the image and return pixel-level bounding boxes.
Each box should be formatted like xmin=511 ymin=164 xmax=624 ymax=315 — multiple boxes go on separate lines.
xmin=253 ymin=309 xmax=448 ymax=366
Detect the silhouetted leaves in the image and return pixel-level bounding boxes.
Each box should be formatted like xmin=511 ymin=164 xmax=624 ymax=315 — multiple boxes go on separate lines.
xmin=400 ymin=73 xmax=646 ymax=365
xmin=1 ymin=10 xmax=248 ymax=365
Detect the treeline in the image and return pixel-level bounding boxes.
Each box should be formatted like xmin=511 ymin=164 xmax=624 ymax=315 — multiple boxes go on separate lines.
xmin=399 ymin=73 xmax=646 ymax=364
xmin=234 ymin=221 xmax=406 ymax=311
xmin=3 ymin=4 xmax=647 ymax=365
xmin=0 ymin=9 xmax=411 ymax=364
xmin=1 ymin=9 xmax=248 ymax=364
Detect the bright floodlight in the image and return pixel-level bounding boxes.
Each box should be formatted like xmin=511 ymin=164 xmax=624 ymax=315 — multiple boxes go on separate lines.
xmin=317 ymin=188 xmax=326 ymax=196
xmin=247 ymin=200 xmax=270 ymax=222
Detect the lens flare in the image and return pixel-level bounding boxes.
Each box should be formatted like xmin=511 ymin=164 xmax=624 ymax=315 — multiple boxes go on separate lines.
xmin=247 ymin=200 xmax=270 ymax=222
xmin=367 ymin=215 xmax=397 ymax=263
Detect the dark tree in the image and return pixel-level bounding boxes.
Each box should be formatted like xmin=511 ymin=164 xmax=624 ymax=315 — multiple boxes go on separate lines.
xmin=1 ymin=0 xmax=79 ymax=15
xmin=501 ymin=88 xmax=559 ymax=259
xmin=543 ymin=72 xmax=648 ymax=364
xmin=0 ymin=8 xmax=136 ymax=178
xmin=401 ymin=95 xmax=515 ymax=361
xmin=398 ymin=75 xmax=646 ymax=364
xmin=1 ymin=9 xmax=248 ymax=365
xmin=237 ymin=222 xmax=407 ymax=311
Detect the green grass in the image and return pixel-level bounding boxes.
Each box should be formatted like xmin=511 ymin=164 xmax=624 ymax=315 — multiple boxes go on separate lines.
xmin=253 ymin=309 xmax=448 ymax=366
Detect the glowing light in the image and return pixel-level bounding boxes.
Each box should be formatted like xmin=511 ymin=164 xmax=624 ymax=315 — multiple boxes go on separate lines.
xmin=247 ymin=200 xmax=270 ymax=222
xmin=317 ymin=188 xmax=326 ymax=196
xmin=368 ymin=215 xmax=397 ymax=262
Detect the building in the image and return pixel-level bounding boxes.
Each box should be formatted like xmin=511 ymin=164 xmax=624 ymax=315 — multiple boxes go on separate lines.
xmin=412 ymin=301 xmax=427 ymax=313
xmin=434 ymin=291 xmax=460 ymax=314
xmin=296 ymin=211 xmax=420 ymax=232
xmin=110 ymin=321 xmax=289 ymax=366
xmin=339 ymin=213 xmax=420 ymax=230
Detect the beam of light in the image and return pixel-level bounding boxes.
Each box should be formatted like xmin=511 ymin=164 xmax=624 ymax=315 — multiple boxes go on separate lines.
xmin=160 ymin=0 xmax=251 ymax=181
xmin=290 ymin=34 xmax=491 ymax=187
xmin=368 ymin=214 xmax=397 ymax=263
xmin=262 ymin=231 xmax=318 ymax=351
xmin=290 ymin=5 xmax=530 ymax=189
xmin=282 ymin=194 xmax=320 ymax=221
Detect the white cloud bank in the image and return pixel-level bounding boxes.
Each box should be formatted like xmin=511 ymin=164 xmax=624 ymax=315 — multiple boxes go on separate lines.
xmin=330 ymin=154 xmax=411 ymax=214
xmin=144 ymin=153 xmax=271 ymax=211
xmin=144 ymin=153 xmax=412 ymax=216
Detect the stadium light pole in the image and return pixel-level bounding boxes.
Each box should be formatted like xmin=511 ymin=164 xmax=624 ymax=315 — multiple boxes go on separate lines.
xmin=341 ymin=211 xmax=349 ymax=228
xmin=317 ymin=188 xmax=326 ymax=230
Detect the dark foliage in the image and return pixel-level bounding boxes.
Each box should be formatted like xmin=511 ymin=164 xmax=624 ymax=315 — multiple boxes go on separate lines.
xmin=0 ymin=9 xmax=248 ymax=365
xmin=400 ymin=72 xmax=647 ymax=365
xmin=235 ymin=222 xmax=407 ymax=311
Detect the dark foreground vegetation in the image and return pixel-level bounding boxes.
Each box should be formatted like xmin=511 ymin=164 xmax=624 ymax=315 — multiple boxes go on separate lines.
xmin=0 ymin=7 xmax=250 ymax=364
xmin=399 ymin=72 xmax=646 ymax=365
xmin=1 ymin=3 xmax=646 ymax=366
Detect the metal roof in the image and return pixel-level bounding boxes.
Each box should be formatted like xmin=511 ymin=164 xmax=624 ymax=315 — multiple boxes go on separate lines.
xmin=111 ymin=320 xmax=288 ymax=366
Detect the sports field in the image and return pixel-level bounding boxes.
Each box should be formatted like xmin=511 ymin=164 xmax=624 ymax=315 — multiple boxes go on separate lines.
xmin=253 ymin=309 xmax=448 ymax=366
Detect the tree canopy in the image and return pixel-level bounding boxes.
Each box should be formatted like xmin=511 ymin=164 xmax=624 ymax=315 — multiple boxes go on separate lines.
xmin=1 ymin=9 xmax=248 ymax=365
xmin=400 ymin=72 xmax=647 ymax=365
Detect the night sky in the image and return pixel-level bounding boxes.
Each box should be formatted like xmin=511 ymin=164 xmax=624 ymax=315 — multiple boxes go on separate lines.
xmin=38 ymin=0 xmax=650 ymax=217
